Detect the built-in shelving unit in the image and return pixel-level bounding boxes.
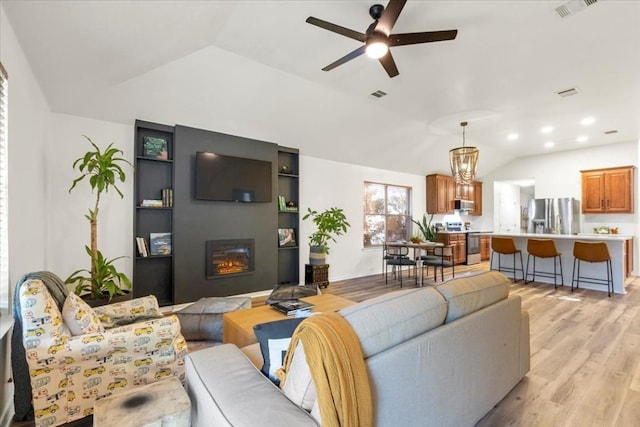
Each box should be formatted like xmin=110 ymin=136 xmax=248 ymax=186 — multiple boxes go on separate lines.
xmin=277 ymin=147 xmax=300 ymax=285
xmin=133 ymin=120 xmax=175 ymax=306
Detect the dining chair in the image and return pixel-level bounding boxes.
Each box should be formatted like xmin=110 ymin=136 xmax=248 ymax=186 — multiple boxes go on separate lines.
xmin=422 ymin=245 xmax=455 ymax=282
xmin=384 ymin=245 xmax=416 ymax=287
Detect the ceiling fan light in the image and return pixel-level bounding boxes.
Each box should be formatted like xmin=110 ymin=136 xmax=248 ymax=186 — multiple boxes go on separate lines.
xmin=365 ymin=40 xmax=388 ymax=59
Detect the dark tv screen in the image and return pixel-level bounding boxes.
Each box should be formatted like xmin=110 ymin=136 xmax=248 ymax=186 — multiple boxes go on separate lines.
xmin=195 ymin=152 xmax=272 ymax=202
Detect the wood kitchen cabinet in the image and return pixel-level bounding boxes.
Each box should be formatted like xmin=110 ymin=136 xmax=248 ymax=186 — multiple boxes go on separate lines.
xmin=581 ymin=166 xmax=634 ymax=214
xmin=469 ymin=181 xmax=483 ymax=216
xmin=435 ymin=232 xmax=466 ymax=265
xmin=427 ymin=174 xmax=455 ymax=214
xmin=480 ymin=235 xmax=490 ymax=261
xmin=427 ymin=174 xmax=483 ymax=215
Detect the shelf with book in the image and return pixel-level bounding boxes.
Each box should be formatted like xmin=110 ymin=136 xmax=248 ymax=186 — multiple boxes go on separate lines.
xmin=134 ymin=120 xmax=175 ymax=306
xmin=277 ymin=147 xmax=300 ymax=285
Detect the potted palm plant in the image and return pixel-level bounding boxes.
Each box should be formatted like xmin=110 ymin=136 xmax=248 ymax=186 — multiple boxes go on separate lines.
xmin=303 ymin=207 xmax=351 ymax=265
xmin=65 ymin=135 xmax=133 ymax=303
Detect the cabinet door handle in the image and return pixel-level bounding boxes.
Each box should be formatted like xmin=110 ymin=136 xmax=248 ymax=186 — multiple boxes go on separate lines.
xmin=607 ymin=199 xmax=610 ymax=208
xmin=601 ymin=199 xmax=604 ymax=208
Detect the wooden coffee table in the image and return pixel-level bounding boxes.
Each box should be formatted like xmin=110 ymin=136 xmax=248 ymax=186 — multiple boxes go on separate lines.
xmin=223 ymin=293 xmax=355 ymax=348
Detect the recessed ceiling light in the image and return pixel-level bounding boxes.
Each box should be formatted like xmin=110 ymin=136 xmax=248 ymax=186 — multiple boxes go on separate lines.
xmin=541 ymin=126 xmax=553 ymax=134
xmin=576 ymin=135 xmax=588 ymax=143
xmin=507 ymin=133 xmax=519 ymax=141
xmin=580 ymin=117 xmax=595 ymax=126
xmin=544 ymin=141 xmax=555 ymax=148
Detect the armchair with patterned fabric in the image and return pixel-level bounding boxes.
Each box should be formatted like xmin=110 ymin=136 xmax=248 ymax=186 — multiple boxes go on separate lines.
xmin=16 ymin=276 xmax=187 ymax=427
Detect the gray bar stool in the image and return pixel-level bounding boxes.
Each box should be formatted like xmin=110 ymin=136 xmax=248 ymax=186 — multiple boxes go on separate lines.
xmin=490 ymin=237 xmax=524 ymax=282
xmin=571 ymin=241 xmax=613 ymax=297
xmin=525 ymin=239 xmax=563 ymax=288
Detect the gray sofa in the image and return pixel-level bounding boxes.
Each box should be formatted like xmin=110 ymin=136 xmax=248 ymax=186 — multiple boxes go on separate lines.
xmin=185 ymin=271 xmax=530 ymax=427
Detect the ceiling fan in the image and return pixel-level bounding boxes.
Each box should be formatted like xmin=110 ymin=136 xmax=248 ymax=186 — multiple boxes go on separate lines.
xmin=306 ymin=0 xmax=458 ymax=78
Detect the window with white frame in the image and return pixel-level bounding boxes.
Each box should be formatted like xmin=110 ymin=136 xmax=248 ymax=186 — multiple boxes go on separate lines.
xmin=0 ymin=63 xmax=8 ymax=312
xmin=363 ymin=181 xmax=412 ymax=247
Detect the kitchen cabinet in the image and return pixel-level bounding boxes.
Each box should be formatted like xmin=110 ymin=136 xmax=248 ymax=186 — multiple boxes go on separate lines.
xmin=480 ymin=235 xmax=490 ymax=261
xmin=426 ymin=174 xmax=455 ymax=214
xmin=427 ymin=174 xmax=483 ymax=215
xmin=469 ymin=181 xmax=483 ymax=216
xmin=435 ymin=233 xmax=466 ymax=265
xmin=581 ymin=166 xmax=634 ymax=214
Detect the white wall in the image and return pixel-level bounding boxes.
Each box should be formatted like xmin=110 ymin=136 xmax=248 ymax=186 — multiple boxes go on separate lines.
xmin=47 ymin=115 xmax=134 ymax=284
xmin=299 ymin=156 xmax=425 ymax=281
xmin=0 ymin=4 xmax=51 ymax=423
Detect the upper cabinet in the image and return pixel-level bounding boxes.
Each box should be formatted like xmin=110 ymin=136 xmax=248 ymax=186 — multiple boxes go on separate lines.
xmin=426 ymin=174 xmax=482 ymax=215
xmin=581 ymin=166 xmax=635 ymax=214
xmin=427 ymin=174 xmax=455 ymax=214
xmin=469 ymin=181 xmax=483 ymax=216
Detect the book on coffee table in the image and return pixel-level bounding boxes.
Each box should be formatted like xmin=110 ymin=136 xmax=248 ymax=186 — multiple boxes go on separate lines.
xmin=270 ymin=299 xmax=315 ymax=316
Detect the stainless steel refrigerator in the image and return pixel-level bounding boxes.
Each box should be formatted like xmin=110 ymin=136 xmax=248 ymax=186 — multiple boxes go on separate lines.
xmin=527 ymin=198 xmax=580 ymax=234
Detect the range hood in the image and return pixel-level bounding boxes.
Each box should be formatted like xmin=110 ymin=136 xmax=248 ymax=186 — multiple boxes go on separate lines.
xmin=454 ymin=199 xmax=474 ymax=211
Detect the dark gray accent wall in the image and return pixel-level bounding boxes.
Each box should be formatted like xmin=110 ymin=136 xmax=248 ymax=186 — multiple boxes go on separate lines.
xmin=173 ymin=125 xmax=278 ymax=303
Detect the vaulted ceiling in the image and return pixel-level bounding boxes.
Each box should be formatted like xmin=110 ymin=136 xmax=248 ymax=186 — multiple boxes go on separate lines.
xmin=3 ymin=0 xmax=639 ymax=176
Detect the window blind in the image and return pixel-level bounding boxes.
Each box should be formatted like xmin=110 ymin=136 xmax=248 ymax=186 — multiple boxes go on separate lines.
xmin=0 ymin=63 xmax=8 ymax=311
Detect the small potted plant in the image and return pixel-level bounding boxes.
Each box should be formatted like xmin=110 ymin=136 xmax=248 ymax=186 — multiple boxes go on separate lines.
xmin=65 ymin=135 xmax=133 ymax=304
xmin=410 ymin=234 xmax=423 ymax=244
xmin=303 ymin=207 xmax=351 ymax=265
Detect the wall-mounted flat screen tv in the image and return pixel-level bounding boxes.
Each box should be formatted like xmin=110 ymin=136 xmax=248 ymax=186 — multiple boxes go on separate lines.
xmin=195 ymin=152 xmax=272 ymax=202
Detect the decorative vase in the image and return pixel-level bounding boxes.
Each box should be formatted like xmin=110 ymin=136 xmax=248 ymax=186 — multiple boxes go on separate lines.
xmin=309 ymin=245 xmax=327 ymax=265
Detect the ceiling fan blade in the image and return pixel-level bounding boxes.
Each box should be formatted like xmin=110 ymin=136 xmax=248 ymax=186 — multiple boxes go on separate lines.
xmin=375 ymin=0 xmax=407 ymax=36
xmin=322 ymin=45 xmax=367 ymax=72
xmin=306 ymin=16 xmax=367 ymax=42
xmin=378 ymin=51 xmax=399 ymax=78
xmin=389 ymin=30 xmax=458 ymax=47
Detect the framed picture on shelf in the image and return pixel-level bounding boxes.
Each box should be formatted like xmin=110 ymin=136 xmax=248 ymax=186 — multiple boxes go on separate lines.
xmin=142 ymin=135 xmax=169 ymax=160
xmin=149 ymin=232 xmax=172 ymax=255
xmin=278 ymin=228 xmax=296 ymax=247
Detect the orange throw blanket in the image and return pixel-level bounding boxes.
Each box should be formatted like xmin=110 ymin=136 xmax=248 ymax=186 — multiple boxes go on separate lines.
xmin=277 ymin=312 xmax=372 ymax=427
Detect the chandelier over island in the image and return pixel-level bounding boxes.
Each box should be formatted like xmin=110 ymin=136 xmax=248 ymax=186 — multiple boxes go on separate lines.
xmin=449 ymin=121 xmax=479 ymax=184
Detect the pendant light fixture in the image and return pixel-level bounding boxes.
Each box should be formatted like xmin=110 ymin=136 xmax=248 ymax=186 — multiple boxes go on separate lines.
xmin=449 ymin=121 xmax=479 ymax=185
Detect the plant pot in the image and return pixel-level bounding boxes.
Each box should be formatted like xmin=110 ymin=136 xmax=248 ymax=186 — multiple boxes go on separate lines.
xmin=309 ymin=245 xmax=327 ymax=265
xmin=82 ymin=290 xmax=132 ymax=308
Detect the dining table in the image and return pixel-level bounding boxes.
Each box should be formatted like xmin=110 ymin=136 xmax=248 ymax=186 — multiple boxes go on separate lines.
xmin=387 ymin=241 xmax=444 ymax=287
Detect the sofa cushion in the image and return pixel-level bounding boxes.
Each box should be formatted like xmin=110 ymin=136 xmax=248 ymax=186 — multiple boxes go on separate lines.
xmin=339 ymin=287 xmax=447 ymax=358
xmin=254 ymin=317 xmax=304 ymax=383
xmin=62 ymin=292 xmax=105 ymax=335
xmin=435 ymin=271 xmax=511 ymax=323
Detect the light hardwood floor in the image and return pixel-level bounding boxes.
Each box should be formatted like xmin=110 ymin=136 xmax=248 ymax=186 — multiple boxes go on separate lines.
xmin=13 ymin=262 xmax=640 ymax=426
xmin=325 ymin=262 xmax=640 ymax=427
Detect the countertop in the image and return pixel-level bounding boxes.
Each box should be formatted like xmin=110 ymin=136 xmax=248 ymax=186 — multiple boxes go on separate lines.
xmin=487 ymin=232 xmax=633 ymax=241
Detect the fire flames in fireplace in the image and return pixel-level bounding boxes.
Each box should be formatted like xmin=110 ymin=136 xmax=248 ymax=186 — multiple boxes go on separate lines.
xmin=206 ymin=239 xmax=255 ymax=279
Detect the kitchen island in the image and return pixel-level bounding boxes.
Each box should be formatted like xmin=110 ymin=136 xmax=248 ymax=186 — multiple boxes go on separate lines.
xmin=486 ymin=232 xmax=633 ymax=294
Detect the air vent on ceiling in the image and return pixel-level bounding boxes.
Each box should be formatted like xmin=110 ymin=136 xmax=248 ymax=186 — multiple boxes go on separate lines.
xmin=371 ymin=90 xmax=387 ymax=98
xmin=604 ymin=130 xmax=618 ymax=135
xmin=554 ymin=0 xmax=598 ymax=18
xmin=556 ymin=87 xmax=579 ymax=97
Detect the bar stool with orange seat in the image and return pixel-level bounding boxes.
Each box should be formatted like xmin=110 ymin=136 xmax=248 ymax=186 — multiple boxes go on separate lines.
xmin=525 ymin=238 xmax=563 ymax=288
xmin=490 ymin=237 xmax=525 ymax=282
xmin=571 ymin=241 xmax=613 ymax=297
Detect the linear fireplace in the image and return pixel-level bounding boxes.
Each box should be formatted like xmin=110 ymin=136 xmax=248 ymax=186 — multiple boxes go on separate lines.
xmin=206 ymin=239 xmax=255 ymax=279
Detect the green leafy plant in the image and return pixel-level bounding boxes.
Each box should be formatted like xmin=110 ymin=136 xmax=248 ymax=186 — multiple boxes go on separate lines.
xmin=302 ymin=207 xmax=351 ymax=254
xmin=412 ymin=213 xmax=436 ymax=242
xmin=67 ymin=247 xmax=132 ymax=300
xmin=65 ymin=135 xmax=133 ymax=300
